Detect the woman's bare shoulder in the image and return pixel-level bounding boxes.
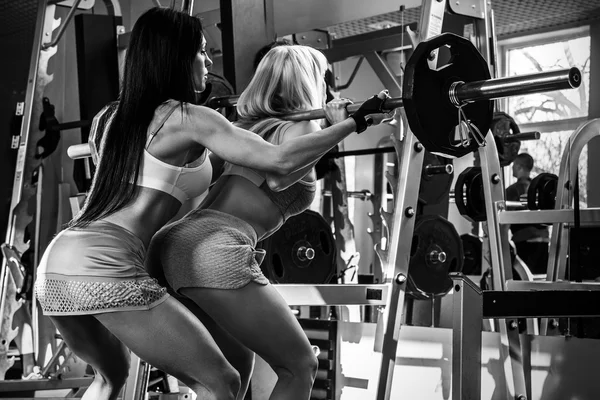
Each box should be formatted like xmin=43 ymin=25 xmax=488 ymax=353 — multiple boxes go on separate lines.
xmin=280 ymin=119 xmax=321 ymax=140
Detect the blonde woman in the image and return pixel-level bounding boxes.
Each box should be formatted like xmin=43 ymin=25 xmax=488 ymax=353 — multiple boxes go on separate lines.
xmin=146 ymin=45 xmax=390 ymax=400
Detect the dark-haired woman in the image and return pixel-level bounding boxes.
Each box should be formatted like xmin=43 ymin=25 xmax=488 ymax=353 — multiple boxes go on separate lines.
xmin=34 ymin=7 xmax=387 ymax=400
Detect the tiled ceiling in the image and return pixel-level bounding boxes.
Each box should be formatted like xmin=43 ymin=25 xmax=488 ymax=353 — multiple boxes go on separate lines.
xmin=327 ymin=0 xmax=600 ymax=39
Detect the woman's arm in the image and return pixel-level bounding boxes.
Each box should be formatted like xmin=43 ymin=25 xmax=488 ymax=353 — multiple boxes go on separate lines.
xmin=183 ymin=103 xmax=357 ymax=176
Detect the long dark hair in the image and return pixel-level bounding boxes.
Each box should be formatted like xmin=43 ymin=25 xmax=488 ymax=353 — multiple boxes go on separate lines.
xmin=70 ymin=7 xmax=203 ymax=228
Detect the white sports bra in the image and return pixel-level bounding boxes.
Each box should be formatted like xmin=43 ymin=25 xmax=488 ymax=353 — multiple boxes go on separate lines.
xmin=90 ymin=100 xmax=212 ymax=203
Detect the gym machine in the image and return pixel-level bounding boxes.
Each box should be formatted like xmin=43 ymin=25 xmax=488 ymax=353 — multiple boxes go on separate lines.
xmin=1 ymin=0 xmax=586 ymax=399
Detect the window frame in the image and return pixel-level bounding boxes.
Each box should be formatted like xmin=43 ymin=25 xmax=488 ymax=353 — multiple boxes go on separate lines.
xmin=497 ymin=25 xmax=590 ymax=133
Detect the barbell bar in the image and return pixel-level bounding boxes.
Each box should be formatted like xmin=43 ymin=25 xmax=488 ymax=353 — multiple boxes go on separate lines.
xmin=207 ymin=68 xmax=578 ymax=121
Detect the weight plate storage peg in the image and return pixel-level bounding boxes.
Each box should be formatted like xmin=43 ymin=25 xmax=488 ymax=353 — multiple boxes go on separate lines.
xmin=406 ymin=215 xmax=464 ymax=300
xmin=403 ymin=33 xmax=493 ymax=158
xmin=258 ymin=210 xmax=337 ymax=284
xmin=419 ymin=150 xmax=454 ymax=205
xmin=527 ymin=172 xmax=559 ymax=210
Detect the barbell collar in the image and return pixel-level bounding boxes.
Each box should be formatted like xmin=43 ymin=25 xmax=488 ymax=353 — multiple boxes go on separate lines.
xmin=451 ymin=67 xmax=581 ymax=106
xmin=428 ymin=250 xmax=447 ymax=264
xmin=297 ymin=246 xmax=316 ymax=261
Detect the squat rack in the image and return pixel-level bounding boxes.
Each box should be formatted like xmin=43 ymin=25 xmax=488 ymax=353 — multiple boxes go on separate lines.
xmin=0 ymin=1 xmax=584 ymax=400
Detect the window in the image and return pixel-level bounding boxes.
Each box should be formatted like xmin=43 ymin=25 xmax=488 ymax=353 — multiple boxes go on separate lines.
xmin=500 ymin=27 xmax=591 ymax=205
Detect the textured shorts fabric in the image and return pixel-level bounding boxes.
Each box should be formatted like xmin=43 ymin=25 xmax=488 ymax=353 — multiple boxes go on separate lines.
xmin=146 ymin=209 xmax=269 ymax=292
xmin=35 ymin=221 xmax=169 ymax=316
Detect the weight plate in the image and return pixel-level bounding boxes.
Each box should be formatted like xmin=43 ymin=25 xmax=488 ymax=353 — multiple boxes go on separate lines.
xmin=258 ymin=210 xmax=337 ymax=284
xmin=403 ymin=33 xmax=493 ymax=158
xmin=407 ymin=214 xmax=464 ymax=299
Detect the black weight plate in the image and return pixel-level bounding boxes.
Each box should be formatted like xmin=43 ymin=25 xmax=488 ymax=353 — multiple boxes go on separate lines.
xmin=460 ymin=233 xmax=483 ymax=275
xmin=454 ymin=167 xmax=486 ymax=222
xmin=492 ymin=111 xmax=521 ymax=167
xmin=403 ymin=33 xmax=493 ymax=158
xmin=466 ymin=170 xmax=486 ymax=222
xmin=258 ymin=210 xmax=337 ymax=284
xmin=527 ymin=173 xmax=558 ymax=210
xmin=407 ymin=215 xmax=464 ymax=299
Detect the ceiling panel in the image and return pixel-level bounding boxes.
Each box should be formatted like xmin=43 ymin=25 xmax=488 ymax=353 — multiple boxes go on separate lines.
xmin=326 ymin=0 xmax=600 ymax=39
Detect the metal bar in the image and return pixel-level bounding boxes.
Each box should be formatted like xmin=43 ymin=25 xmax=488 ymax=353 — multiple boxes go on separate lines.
xmin=376 ymin=111 xmax=423 ymax=400
xmin=181 ymin=0 xmax=194 ymax=14
xmin=504 ymin=201 xmax=527 ymax=211
xmin=424 ymin=164 xmax=453 ymax=175
xmin=41 ymin=0 xmax=83 ymax=50
xmin=504 ymin=131 xmax=540 ymax=142
xmin=0 ymin=377 xmax=94 ymax=392
xmin=507 ymin=280 xmax=600 ymax=291
xmin=484 ymin=290 xmax=600 ymax=318
xmin=58 ymin=119 xmax=91 ymax=131
xmin=324 ymin=146 xmax=395 ymax=159
xmin=272 ymin=0 xmax=420 ymax=37
xmin=479 ymin=135 xmax=528 ymax=400
xmin=497 ymin=207 xmax=600 ymax=225
xmin=122 ymin=353 xmax=151 ymax=400
xmin=67 ymin=143 xmax=90 ymax=159
xmin=451 ymin=274 xmax=482 ymax=400
xmin=207 ymin=96 xmax=405 ymax=120
xmin=273 ymin=284 xmax=388 ymax=306
xmin=364 ymin=51 xmax=403 ymax=97
xmin=324 ymin=25 xmax=415 ymax=63
xmin=210 ymin=68 xmax=579 ymax=114
xmin=454 ymin=68 xmax=581 ymax=104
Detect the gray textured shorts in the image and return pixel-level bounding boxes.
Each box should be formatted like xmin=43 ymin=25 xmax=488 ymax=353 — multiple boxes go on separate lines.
xmin=146 ymin=209 xmax=269 ymax=292
xmin=35 ymin=221 xmax=168 ymax=316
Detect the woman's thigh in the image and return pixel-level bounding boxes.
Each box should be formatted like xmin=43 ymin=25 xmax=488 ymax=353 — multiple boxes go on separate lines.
xmin=50 ymin=314 xmax=130 ymax=380
xmin=94 ymin=296 xmax=234 ymax=389
xmin=178 ymin=295 xmax=255 ymax=374
xmin=180 ymin=283 xmax=314 ymax=369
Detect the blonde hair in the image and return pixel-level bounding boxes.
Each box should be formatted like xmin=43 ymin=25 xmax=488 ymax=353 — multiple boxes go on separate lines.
xmin=235 ymin=45 xmax=328 ymax=133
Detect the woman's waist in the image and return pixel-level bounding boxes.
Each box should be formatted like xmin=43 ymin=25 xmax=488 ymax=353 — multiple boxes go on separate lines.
xmin=100 ymin=208 xmax=179 ymax=247
xmin=203 ymin=202 xmax=283 ymax=241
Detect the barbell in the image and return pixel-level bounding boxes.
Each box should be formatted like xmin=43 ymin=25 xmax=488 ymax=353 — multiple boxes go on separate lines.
xmin=67 ymin=32 xmax=580 ymax=161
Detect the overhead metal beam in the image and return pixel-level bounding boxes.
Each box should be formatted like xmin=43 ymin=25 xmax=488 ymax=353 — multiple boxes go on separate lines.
xmin=272 ymin=0 xmax=422 ymax=36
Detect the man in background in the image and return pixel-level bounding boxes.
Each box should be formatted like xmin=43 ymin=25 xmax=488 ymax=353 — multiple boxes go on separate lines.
xmin=506 ymin=153 xmax=550 ymax=274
